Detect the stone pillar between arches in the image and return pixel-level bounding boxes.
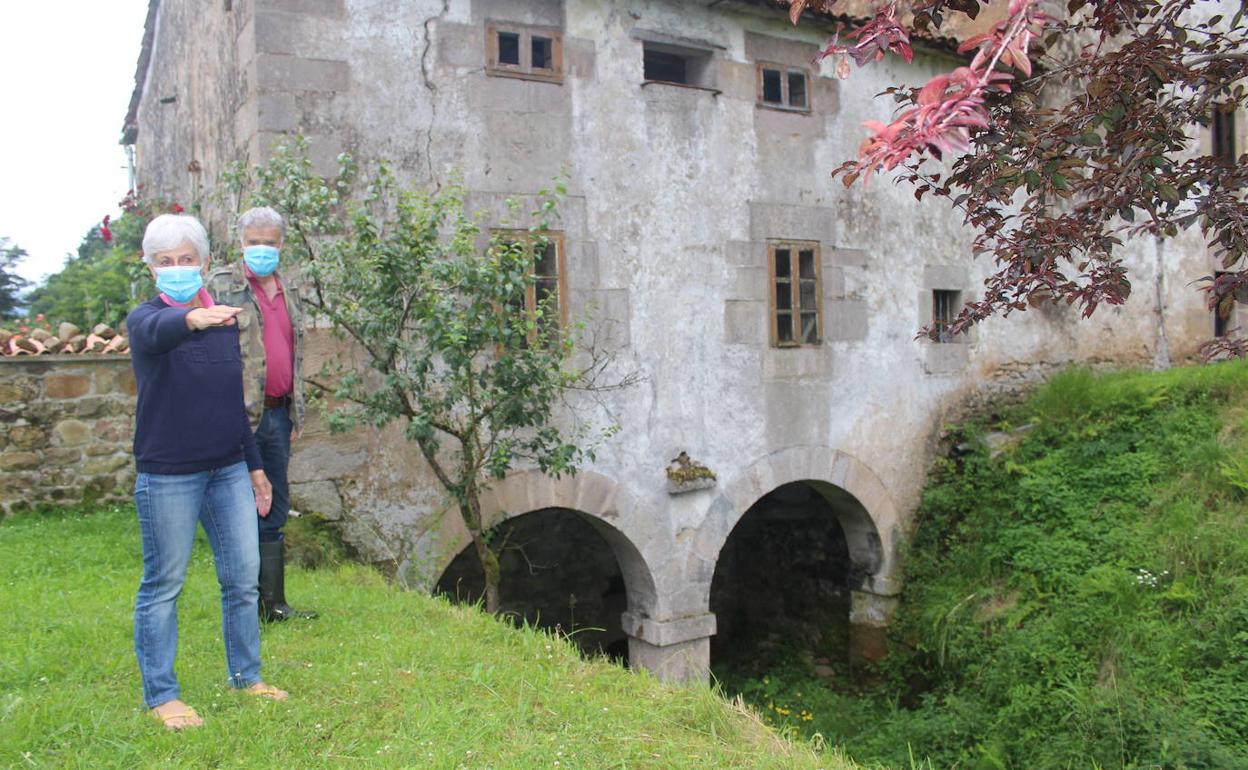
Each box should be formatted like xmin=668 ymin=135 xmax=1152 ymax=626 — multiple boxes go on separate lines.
xmin=621 ymin=611 xmax=717 ymax=684
xmin=849 ymin=589 xmax=900 ymax=670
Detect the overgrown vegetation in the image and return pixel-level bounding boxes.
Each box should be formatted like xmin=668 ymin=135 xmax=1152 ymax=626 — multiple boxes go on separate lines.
xmin=722 ymin=362 xmax=1248 ymax=769
xmin=0 ymin=504 xmax=848 ymax=769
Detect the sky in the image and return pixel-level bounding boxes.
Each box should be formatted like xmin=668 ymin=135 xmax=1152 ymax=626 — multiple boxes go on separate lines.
xmin=1 ymin=2 xmax=150 ymax=285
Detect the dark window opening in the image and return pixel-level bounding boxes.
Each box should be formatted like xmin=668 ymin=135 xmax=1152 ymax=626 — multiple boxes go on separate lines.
xmin=788 ymin=71 xmax=808 ymax=108
xmin=933 ymin=289 xmax=961 ymax=342
xmin=531 ymin=36 xmax=553 ymax=70
xmin=1213 ymin=109 xmax=1236 ymax=164
xmin=761 ymin=68 xmax=783 ymax=103
xmin=497 ymin=31 xmax=521 ymax=66
xmin=644 ymin=48 xmax=688 ymax=84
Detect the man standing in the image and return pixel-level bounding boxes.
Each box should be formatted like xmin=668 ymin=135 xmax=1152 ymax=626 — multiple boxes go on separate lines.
xmin=209 ymin=206 xmax=316 ymax=622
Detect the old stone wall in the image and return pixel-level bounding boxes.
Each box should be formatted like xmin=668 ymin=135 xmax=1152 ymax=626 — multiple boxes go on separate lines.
xmin=0 ymin=358 xmax=137 ymax=517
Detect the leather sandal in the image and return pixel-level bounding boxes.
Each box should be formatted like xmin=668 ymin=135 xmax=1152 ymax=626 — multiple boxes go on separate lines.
xmin=149 ymin=703 xmax=202 ymax=731
xmin=242 ymin=682 xmax=289 ymax=701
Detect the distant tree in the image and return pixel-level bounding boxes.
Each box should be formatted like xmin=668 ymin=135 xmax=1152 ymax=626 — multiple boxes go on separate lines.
xmin=785 ymin=0 xmax=1246 ymax=352
xmin=26 ymin=192 xmax=178 ymax=329
xmin=226 ymin=140 xmax=633 ymax=611
xmin=0 ymin=238 xmax=31 ymax=319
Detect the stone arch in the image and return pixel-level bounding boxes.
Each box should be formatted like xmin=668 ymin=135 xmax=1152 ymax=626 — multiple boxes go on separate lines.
xmin=430 ymin=469 xmax=662 ymax=621
xmin=692 ymin=445 xmax=902 ymax=601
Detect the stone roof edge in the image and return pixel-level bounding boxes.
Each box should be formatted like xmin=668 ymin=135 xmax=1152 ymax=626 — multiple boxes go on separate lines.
xmin=121 ymin=0 xmax=161 ymax=146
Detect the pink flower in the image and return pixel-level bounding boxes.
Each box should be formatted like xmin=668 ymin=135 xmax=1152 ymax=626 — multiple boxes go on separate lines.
xmin=100 ymin=215 xmax=113 ymax=244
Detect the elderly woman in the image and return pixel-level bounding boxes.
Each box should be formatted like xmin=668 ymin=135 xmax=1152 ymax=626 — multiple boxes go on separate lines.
xmin=126 ymin=214 xmax=288 ymax=731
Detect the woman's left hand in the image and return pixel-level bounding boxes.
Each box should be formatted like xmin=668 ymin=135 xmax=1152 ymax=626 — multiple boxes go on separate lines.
xmin=251 ymin=470 xmax=273 ymax=517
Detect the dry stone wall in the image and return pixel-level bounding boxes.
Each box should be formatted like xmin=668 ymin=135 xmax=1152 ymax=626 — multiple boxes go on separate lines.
xmin=0 ymin=357 xmax=137 ymax=516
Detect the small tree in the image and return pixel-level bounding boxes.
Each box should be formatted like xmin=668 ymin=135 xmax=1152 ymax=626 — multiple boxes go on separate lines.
xmin=785 ymin=0 xmax=1246 ymax=352
xmin=229 ymin=142 xmax=630 ymax=612
xmin=0 ymin=238 xmax=30 ymax=319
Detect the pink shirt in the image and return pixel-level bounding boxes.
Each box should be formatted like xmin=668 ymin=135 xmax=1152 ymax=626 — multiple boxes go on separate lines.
xmin=160 ymin=287 xmax=215 ymax=309
xmin=246 ymin=268 xmax=295 ymax=399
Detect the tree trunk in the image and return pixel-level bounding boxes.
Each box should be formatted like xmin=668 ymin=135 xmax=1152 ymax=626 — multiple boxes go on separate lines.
xmin=464 ymin=500 xmax=502 ymax=615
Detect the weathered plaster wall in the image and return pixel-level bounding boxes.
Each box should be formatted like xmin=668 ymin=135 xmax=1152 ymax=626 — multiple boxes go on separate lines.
xmin=0 ymin=358 xmax=137 ymax=516
xmin=128 ymin=0 xmax=1241 ymax=681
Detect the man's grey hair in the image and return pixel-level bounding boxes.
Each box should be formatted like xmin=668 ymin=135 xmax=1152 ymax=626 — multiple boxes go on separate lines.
xmin=237 ymin=206 xmax=287 ymax=240
xmin=142 ymin=214 xmax=210 ymax=265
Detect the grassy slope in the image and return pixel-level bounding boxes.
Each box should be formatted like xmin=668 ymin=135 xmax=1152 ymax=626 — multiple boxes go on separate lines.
xmin=726 ymin=363 xmax=1248 ymax=770
xmin=0 ymin=507 xmax=851 ymax=770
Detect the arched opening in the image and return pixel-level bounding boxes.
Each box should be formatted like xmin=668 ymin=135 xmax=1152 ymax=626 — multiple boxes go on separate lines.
xmin=435 ymin=507 xmax=630 ymax=662
xmin=710 ymin=480 xmax=876 ymax=675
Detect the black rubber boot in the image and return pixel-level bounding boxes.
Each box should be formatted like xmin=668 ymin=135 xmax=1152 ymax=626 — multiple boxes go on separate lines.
xmin=258 ymin=540 xmax=318 ymax=622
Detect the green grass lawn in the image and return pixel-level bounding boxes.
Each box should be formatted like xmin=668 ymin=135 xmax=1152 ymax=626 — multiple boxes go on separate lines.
xmin=0 ymin=505 xmax=852 ymax=769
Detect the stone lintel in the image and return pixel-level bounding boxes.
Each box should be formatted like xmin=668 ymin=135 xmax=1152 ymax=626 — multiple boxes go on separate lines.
xmin=620 ymin=611 xmax=716 ymax=648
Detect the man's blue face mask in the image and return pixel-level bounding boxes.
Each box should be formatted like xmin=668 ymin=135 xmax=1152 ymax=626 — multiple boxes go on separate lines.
xmin=243 ymin=245 xmax=280 ymax=277
xmin=155 ymin=266 xmax=203 ymax=303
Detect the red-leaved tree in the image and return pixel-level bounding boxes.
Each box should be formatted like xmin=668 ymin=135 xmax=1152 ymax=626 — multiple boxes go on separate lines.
xmin=788 ymin=0 xmax=1247 ymax=355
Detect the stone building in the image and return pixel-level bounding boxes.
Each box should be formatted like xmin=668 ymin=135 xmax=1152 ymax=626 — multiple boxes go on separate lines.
xmin=121 ymin=0 xmax=1240 ymax=681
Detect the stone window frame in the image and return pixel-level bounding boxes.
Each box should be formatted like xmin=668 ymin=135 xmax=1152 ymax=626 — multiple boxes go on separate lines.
xmin=485 ymin=23 xmax=564 ymax=84
xmin=756 ymin=61 xmax=811 ymax=113
xmin=638 ymin=39 xmax=721 ymax=94
xmin=493 ymin=229 xmax=569 ymax=336
xmin=767 ymin=240 xmax=823 ymax=347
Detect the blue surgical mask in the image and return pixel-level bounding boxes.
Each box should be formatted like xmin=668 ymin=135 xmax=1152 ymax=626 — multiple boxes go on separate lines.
xmin=243 ymin=245 xmax=281 ymax=277
xmin=155 ymin=266 xmax=204 ymax=303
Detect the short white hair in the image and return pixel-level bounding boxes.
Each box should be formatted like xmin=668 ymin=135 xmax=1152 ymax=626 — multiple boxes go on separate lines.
xmin=142 ymin=214 xmax=210 ymax=265
xmin=237 ymin=207 xmax=286 ymax=240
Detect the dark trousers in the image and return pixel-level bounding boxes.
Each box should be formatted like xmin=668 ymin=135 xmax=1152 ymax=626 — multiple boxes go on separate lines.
xmin=255 ymin=406 xmax=292 ymax=543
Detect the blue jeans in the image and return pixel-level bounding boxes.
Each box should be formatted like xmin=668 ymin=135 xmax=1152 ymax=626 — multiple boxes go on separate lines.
xmin=255 ymin=406 xmax=292 ymax=543
xmin=133 ymin=461 xmax=262 ymax=708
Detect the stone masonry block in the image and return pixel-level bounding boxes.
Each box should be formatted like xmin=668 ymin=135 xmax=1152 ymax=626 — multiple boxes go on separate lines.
xmin=724 ymin=240 xmax=761 ymax=268
xmin=472 ymin=0 xmax=564 ymax=27
xmin=924 ymin=340 xmax=971 ymax=375
xmin=749 ymin=202 xmax=835 ymax=245
xmin=825 ymin=299 xmax=869 ymax=342
xmin=724 ymin=300 xmax=765 ymax=346
xmin=254 ymin=0 xmax=344 ymax=17
xmin=438 ymin=23 xmax=485 ymax=70
xmin=731 ymin=266 xmax=766 ymax=301
xmin=44 ymin=374 xmax=90 ymax=399
xmin=257 ymin=93 xmax=300 ymax=132
xmin=822 ymin=265 xmax=846 ymax=298
xmin=54 ymin=420 xmax=91 ymax=447
xmin=255 ymin=54 xmax=349 ymax=92
xmin=0 ymin=451 xmax=39 ymax=471
xmin=744 ymin=31 xmax=821 ymax=66
xmin=564 ymin=37 xmax=595 ymax=79
xmin=621 ymin=611 xmax=717 ymax=647
xmin=923 ymin=263 xmax=970 ymax=289
xmin=827 ymin=247 xmax=870 ymax=266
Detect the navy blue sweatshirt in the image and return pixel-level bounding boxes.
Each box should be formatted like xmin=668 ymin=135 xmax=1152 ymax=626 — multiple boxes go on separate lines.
xmin=127 ymin=297 xmax=263 ymax=474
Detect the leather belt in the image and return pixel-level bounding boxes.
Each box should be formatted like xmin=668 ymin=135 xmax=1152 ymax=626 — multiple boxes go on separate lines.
xmin=263 ymin=395 xmax=291 ymax=409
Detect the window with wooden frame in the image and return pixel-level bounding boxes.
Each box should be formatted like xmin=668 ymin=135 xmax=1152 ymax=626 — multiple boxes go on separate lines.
xmin=757 ymin=62 xmax=810 ymax=111
xmin=768 ymin=241 xmax=822 ymax=347
xmin=486 ymin=24 xmax=563 ymax=83
xmin=495 ymin=230 xmax=568 ymax=339
xmin=932 ymin=289 xmax=962 ymax=343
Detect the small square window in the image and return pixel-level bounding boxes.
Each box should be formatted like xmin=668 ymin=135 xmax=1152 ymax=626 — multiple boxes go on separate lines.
xmin=769 ymin=241 xmax=822 ymax=347
xmin=932 ymin=290 xmax=962 ymax=343
xmin=757 ymin=63 xmax=811 ymax=112
xmin=487 ymin=24 xmax=563 ymax=83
